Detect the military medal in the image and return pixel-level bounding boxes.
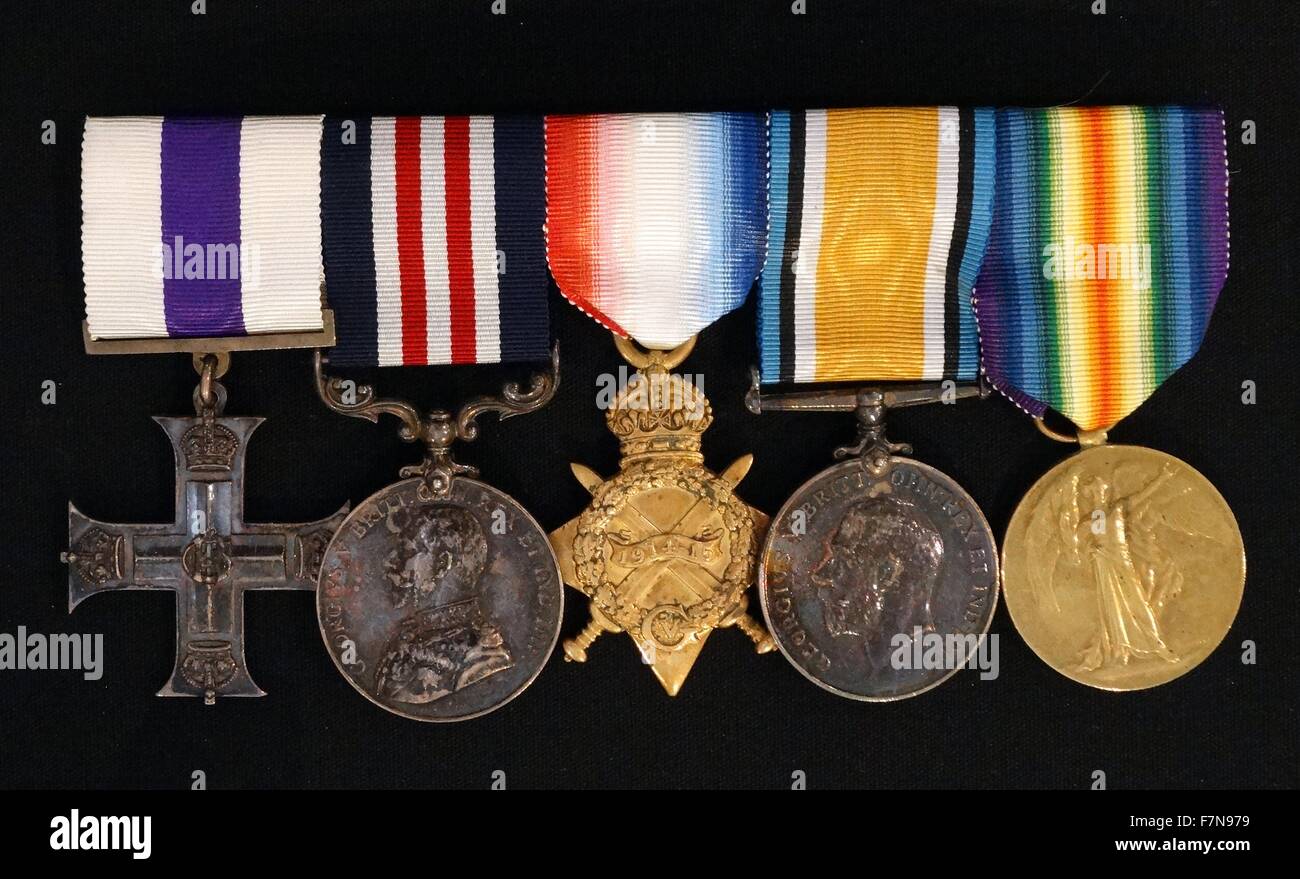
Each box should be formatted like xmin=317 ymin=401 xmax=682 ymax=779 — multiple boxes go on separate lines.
xmin=312 ymin=115 xmax=563 ymax=721
xmin=545 ymin=112 xmax=775 ymax=695
xmin=975 ymin=106 xmax=1243 ymax=691
xmin=749 ymin=108 xmax=1000 ymax=700
xmin=66 ymin=116 xmax=346 ymax=703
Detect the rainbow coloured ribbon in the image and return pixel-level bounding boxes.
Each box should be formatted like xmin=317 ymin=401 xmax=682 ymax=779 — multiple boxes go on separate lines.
xmin=973 ymin=106 xmax=1229 ymax=432
xmin=544 ymin=112 xmax=768 ymax=349
xmin=759 ymin=107 xmax=996 ymax=384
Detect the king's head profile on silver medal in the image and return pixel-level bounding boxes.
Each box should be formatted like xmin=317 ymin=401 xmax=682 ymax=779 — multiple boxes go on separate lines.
xmin=314 ymin=350 xmax=564 ymax=721
xmin=751 ymin=378 xmax=999 ymax=700
xmin=319 ymin=476 xmax=561 ymax=720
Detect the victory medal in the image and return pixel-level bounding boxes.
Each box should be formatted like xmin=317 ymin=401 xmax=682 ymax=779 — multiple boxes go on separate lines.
xmin=544 ymin=112 xmax=775 ymax=695
xmin=975 ymin=106 xmax=1244 ymax=691
xmin=750 ymin=108 xmax=1000 ymax=700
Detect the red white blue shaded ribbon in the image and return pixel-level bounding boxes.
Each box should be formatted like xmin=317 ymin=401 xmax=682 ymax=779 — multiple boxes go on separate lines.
xmin=81 ymin=116 xmax=326 ymax=340
xmin=321 ymin=116 xmax=549 ymax=367
xmin=544 ymin=113 xmax=768 ymax=349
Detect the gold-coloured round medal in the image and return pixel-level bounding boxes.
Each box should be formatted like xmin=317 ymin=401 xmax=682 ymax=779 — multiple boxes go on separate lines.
xmin=1002 ymin=444 xmax=1245 ymax=691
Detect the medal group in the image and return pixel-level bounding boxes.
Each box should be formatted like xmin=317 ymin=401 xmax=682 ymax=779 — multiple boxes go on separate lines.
xmin=66 ymin=107 xmax=1244 ymax=720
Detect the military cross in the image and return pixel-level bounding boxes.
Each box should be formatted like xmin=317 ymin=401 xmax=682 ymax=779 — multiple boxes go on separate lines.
xmin=66 ymin=414 xmax=346 ymax=703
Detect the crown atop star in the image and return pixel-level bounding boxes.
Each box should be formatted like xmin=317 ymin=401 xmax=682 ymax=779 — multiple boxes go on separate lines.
xmin=606 ymin=371 xmax=713 ymax=459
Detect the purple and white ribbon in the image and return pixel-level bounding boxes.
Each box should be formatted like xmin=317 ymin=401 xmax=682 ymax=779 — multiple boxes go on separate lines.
xmin=81 ymin=116 xmax=326 ymax=339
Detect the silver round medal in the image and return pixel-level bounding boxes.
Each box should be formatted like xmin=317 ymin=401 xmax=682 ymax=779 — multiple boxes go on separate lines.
xmin=318 ymin=476 xmax=563 ymax=721
xmin=759 ymin=457 xmax=998 ymax=701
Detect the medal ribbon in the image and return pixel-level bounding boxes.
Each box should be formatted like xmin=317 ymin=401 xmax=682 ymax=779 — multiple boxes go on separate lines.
xmin=544 ymin=113 xmax=768 ymax=349
xmin=759 ymin=108 xmax=996 ymax=384
xmin=81 ymin=116 xmax=327 ymax=340
xmin=321 ymin=116 xmax=549 ymax=367
xmin=973 ymin=106 xmax=1229 ymax=432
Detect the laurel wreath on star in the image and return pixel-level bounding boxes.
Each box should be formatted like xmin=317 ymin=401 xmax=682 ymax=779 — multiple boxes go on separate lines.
xmin=571 ymin=458 xmax=755 ymax=634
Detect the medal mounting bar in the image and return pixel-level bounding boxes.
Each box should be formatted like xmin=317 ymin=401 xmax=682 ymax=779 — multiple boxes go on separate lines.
xmin=82 ymin=310 xmax=336 ymax=356
xmin=745 ymin=368 xmax=990 ymax=466
xmin=312 ymin=343 xmax=559 ymax=499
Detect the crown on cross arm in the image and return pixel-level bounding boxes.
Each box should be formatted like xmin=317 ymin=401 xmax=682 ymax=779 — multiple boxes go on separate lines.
xmin=182 ymin=421 xmax=239 ymax=471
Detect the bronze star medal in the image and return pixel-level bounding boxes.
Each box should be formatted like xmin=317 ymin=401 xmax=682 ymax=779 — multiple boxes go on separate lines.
xmin=551 ymin=337 xmax=774 ymax=696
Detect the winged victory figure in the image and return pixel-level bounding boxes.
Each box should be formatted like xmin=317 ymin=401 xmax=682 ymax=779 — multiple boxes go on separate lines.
xmin=1027 ymin=461 xmax=1220 ymax=673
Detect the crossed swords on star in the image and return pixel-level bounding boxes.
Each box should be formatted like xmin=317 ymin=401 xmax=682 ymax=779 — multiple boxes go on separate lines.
xmin=564 ymin=457 xmax=774 ymax=661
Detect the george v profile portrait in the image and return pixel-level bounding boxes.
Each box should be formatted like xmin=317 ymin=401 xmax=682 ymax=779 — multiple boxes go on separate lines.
xmin=373 ymin=504 xmax=514 ymax=704
xmin=809 ymin=497 xmax=944 ymax=668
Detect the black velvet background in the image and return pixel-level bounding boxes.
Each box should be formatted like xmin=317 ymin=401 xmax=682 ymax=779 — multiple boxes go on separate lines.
xmin=1 ymin=0 xmax=1296 ymax=790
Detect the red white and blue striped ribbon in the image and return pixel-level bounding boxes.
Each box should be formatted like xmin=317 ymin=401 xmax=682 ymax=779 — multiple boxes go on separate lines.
xmin=81 ymin=116 xmax=327 ymax=340
xmin=321 ymin=116 xmax=549 ymax=367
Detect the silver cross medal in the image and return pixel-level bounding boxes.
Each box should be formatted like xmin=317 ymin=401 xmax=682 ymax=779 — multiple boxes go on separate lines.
xmin=65 ymin=351 xmax=347 ymax=704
